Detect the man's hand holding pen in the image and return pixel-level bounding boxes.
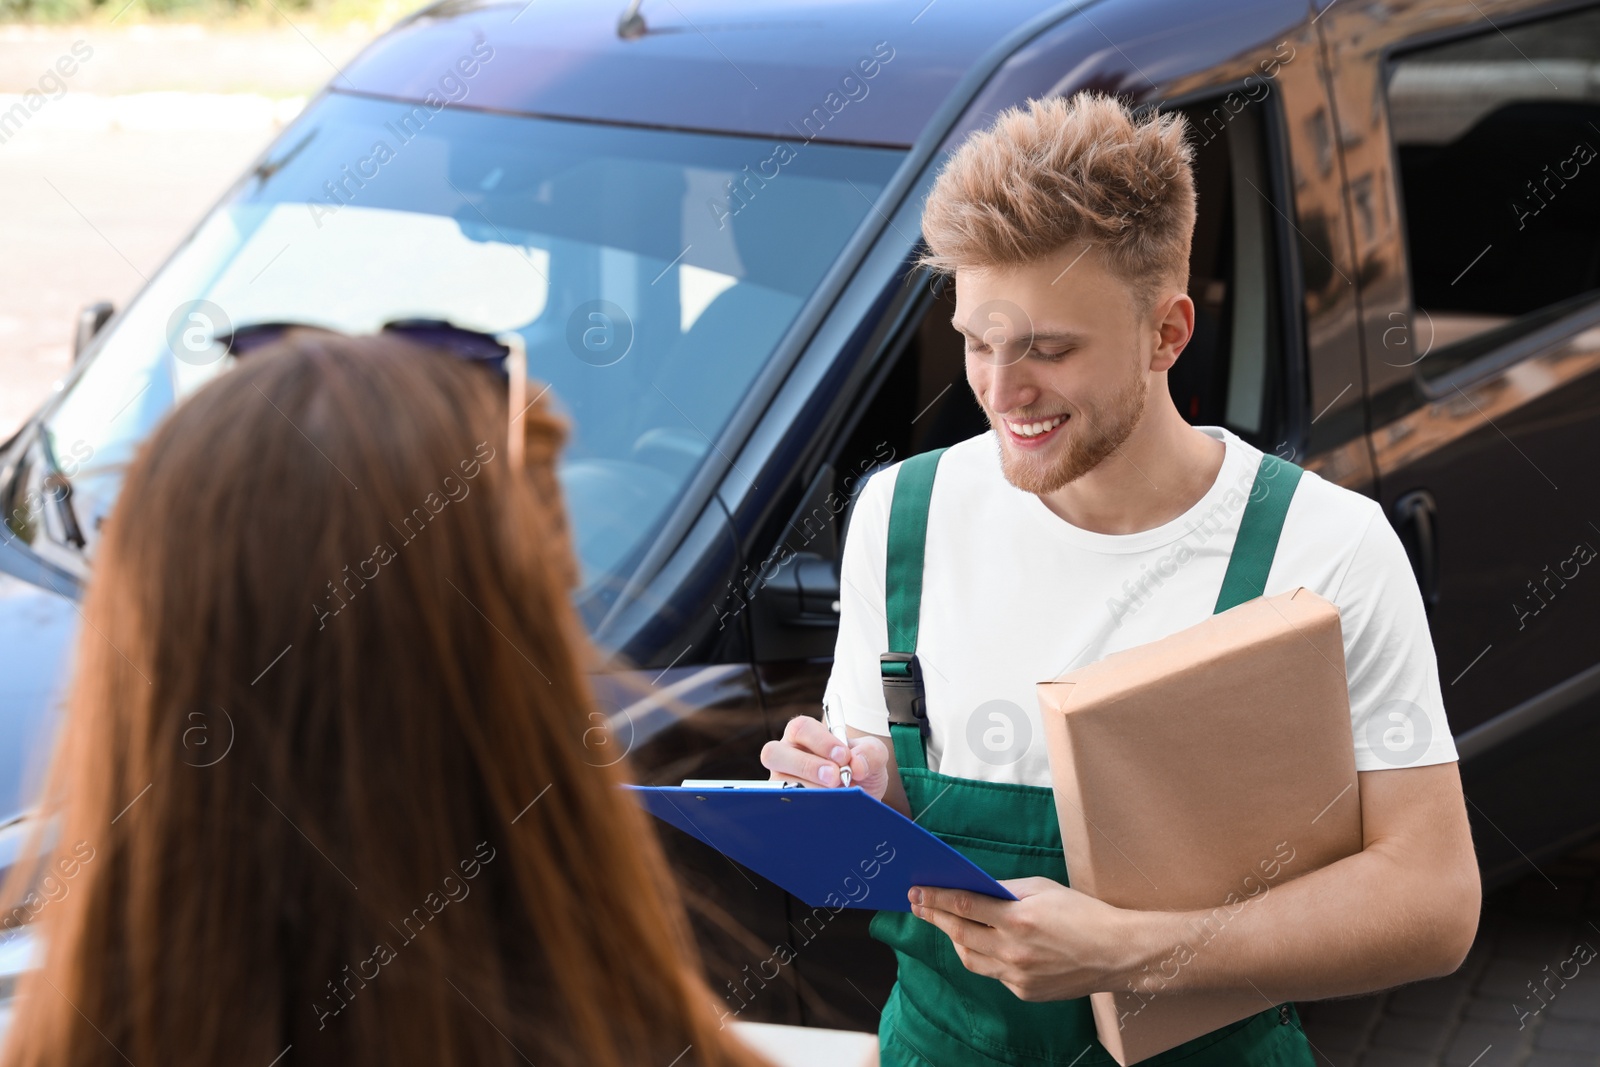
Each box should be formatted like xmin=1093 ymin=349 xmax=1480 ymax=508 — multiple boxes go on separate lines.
xmin=761 ymin=713 xmax=895 ymax=801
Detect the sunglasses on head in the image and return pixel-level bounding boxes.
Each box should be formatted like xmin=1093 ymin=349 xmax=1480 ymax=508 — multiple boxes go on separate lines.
xmin=216 ymin=319 xmax=529 ymax=470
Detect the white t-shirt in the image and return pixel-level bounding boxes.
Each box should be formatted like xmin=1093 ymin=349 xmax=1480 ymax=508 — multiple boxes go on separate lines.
xmin=824 ymin=425 xmax=1459 ymax=784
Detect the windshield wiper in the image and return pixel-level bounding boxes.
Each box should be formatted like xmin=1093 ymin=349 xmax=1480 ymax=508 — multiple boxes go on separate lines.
xmin=37 ymin=432 xmax=86 ymax=551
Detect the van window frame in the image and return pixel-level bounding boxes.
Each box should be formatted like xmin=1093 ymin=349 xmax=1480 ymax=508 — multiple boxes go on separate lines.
xmin=1378 ymin=1 xmax=1600 ymax=398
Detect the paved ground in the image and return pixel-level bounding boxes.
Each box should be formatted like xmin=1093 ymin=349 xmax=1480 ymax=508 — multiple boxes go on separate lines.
xmin=1299 ymin=837 xmax=1600 ymax=1067
xmin=0 ymin=22 xmax=372 ymax=94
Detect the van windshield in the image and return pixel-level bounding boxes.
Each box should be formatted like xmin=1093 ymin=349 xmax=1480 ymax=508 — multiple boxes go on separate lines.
xmin=22 ymin=91 xmax=905 ymax=627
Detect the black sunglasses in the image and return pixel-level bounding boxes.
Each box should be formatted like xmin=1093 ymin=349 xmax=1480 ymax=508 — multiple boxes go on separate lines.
xmin=215 ymin=318 xmax=529 ymax=469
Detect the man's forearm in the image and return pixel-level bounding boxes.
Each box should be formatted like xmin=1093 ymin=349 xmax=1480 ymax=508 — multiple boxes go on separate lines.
xmin=1105 ymin=841 xmax=1480 ymax=1003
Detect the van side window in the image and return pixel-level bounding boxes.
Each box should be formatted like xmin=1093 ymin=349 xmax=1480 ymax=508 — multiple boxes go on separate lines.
xmin=1386 ymin=6 xmax=1600 ymax=378
xmin=1168 ymin=98 xmax=1287 ymax=445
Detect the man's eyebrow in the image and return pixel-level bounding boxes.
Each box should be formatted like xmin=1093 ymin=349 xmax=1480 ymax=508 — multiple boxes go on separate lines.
xmin=949 ymin=318 xmax=1086 ymax=345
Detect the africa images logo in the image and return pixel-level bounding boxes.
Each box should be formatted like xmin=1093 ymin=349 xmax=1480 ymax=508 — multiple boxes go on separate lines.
xmin=965 ymin=699 xmax=1033 ymax=767
xmin=1356 ymin=697 xmax=1433 ymax=768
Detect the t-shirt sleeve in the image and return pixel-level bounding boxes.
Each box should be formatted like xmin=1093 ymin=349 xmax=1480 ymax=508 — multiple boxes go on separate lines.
xmin=1334 ymin=504 xmax=1460 ymax=771
xmin=822 ymin=465 xmax=895 ymax=737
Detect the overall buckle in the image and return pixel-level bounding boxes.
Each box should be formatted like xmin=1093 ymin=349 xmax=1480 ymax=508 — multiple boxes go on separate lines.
xmin=879 ymin=652 xmax=929 ymax=736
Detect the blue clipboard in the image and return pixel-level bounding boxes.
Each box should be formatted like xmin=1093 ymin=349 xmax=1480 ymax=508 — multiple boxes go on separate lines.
xmin=624 ymin=784 xmax=1018 ymax=911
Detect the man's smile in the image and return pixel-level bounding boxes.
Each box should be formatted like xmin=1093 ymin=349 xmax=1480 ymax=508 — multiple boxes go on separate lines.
xmin=1002 ymin=413 xmax=1069 ymax=446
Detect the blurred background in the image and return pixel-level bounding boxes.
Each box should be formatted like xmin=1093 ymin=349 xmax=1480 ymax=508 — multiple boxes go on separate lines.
xmin=0 ymin=0 xmax=424 ymax=440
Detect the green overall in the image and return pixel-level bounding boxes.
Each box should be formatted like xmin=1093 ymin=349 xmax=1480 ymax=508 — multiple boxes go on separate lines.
xmin=867 ymin=447 xmax=1319 ymax=1066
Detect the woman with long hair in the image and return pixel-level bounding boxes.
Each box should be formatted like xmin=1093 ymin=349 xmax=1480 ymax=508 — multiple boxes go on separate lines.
xmin=0 ymin=328 xmax=775 ymax=1067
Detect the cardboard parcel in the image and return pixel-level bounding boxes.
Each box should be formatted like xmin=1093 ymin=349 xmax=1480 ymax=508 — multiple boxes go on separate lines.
xmin=1035 ymin=587 xmax=1363 ymax=1065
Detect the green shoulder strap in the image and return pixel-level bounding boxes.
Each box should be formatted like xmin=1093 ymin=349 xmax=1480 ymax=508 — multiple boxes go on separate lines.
xmin=879 ymin=446 xmax=1305 ymax=774
xmin=884 ymin=449 xmax=946 ymax=656
xmin=881 ymin=447 xmax=947 ymax=772
xmin=1213 ymin=452 xmax=1305 ymax=612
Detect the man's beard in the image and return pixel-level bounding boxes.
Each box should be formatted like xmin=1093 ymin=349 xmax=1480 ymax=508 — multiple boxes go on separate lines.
xmin=988 ymin=363 xmax=1148 ymax=496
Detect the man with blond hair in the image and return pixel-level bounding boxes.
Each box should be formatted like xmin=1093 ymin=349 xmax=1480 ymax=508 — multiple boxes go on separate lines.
xmin=763 ymin=90 xmax=1480 ymax=1065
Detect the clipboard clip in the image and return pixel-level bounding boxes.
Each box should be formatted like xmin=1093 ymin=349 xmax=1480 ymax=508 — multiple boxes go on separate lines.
xmin=879 ymin=652 xmax=929 ymax=736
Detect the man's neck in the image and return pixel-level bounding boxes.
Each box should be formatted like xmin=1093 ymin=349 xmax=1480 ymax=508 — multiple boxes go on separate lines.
xmin=1035 ymin=407 xmax=1226 ymax=536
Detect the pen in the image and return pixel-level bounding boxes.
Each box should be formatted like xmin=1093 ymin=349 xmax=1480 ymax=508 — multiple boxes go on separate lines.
xmin=822 ymin=694 xmax=851 ymax=787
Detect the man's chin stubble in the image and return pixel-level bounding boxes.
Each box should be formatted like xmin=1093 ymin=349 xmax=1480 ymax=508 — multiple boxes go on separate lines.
xmin=991 ymin=391 xmax=1146 ymax=497
xmin=996 ymin=423 xmax=1100 ymax=495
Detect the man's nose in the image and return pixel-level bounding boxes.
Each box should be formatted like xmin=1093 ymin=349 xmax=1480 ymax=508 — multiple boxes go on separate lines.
xmin=982 ymin=348 xmax=1036 ymax=413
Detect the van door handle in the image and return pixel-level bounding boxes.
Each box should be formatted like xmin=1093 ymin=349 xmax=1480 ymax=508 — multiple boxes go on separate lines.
xmin=1392 ymin=489 xmax=1440 ymax=613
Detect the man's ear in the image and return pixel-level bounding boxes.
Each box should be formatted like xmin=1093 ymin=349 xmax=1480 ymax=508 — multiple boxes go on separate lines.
xmin=1150 ymin=291 xmax=1195 ymax=373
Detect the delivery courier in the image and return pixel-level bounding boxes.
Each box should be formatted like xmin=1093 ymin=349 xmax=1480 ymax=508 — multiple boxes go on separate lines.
xmin=762 ymin=90 xmax=1480 ymax=1067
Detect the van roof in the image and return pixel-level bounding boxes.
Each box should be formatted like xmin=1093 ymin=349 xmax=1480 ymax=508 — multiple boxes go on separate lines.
xmin=339 ymin=0 xmax=1091 ymax=146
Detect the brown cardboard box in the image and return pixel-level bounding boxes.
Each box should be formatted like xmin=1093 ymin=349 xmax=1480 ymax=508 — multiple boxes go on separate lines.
xmin=1035 ymin=587 xmax=1363 ymax=1066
